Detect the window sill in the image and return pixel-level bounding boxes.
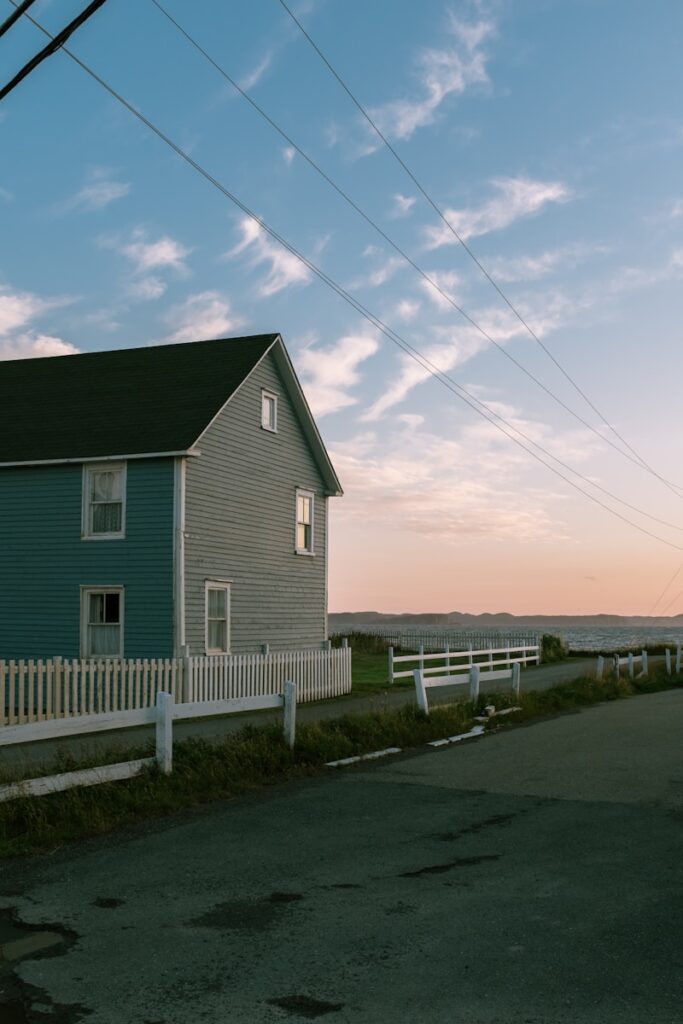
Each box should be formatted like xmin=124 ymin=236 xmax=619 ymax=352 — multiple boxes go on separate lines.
xmin=261 ymin=424 xmax=278 ymax=433
xmin=294 ymin=549 xmax=315 ymax=557
xmin=81 ymin=533 xmax=126 ymax=542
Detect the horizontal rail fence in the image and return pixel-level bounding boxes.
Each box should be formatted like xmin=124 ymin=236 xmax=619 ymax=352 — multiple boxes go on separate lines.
xmin=332 ymin=624 xmax=540 ymax=653
xmin=389 ymin=643 xmax=540 ymax=684
xmin=414 ymin=663 xmax=521 ymax=716
xmin=0 ymin=685 xmax=298 ymax=803
xmin=1 ymin=648 xmax=351 ymax=726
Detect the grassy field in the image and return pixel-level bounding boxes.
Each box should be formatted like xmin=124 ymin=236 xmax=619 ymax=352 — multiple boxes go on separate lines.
xmin=1 ymin=666 xmax=681 ymax=860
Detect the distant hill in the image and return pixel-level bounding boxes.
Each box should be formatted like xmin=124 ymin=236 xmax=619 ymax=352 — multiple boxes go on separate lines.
xmin=329 ymin=611 xmax=683 ymax=629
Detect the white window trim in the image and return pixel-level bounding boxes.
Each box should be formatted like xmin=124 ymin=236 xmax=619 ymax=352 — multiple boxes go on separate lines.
xmin=295 ymin=488 xmax=315 ymax=556
xmin=80 ymin=586 xmax=125 ymax=660
xmin=261 ymin=389 xmax=278 ymax=433
xmin=82 ymin=462 xmax=127 ymax=540
xmin=205 ymin=580 xmax=231 ymax=654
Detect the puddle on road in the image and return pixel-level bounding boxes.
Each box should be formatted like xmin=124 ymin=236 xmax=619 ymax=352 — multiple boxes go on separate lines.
xmin=189 ymin=892 xmax=306 ymax=933
xmin=399 ymin=853 xmax=501 ymax=877
xmin=267 ymin=993 xmax=344 ymax=1018
xmin=0 ymin=908 xmax=87 ymax=1024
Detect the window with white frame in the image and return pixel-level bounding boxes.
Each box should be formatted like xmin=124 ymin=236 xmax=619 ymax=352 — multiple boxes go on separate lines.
xmin=295 ymin=490 xmax=314 ymax=554
xmin=205 ymin=582 xmax=231 ymax=653
xmin=261 ymin=389 xmax=278 ymax=432
xmin=81 ymin=587 xmax=124 ymax=658
xmin=83 ymin=463 xmax=126 ymax=538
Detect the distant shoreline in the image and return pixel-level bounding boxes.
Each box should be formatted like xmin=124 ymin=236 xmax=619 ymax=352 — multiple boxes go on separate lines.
xmin=329 ymin=611 xmax=683 ymax=628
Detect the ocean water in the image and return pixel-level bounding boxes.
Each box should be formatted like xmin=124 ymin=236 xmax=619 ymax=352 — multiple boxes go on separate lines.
xmin=333 ymin=623 xmax=683 ymax=653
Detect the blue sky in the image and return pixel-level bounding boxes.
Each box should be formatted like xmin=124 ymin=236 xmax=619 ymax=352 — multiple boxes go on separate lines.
xmin=2 ymin=0 xmax=683 ymax=615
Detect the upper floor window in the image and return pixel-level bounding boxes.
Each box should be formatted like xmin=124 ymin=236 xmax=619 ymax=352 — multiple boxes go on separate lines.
xmin=261 ymin=389 xmax=278 ymax=432
xmin=295 ymin=489 xmax=314 ymax=555
xmin=83 ymin=463 xmax=126 ymax=539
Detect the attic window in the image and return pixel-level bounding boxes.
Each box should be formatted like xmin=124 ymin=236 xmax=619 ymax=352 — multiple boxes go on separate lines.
xmin=82 ymin=463 xmax=126 ymax=539
xmin=261 ymin=390 xmax=278 ymax=432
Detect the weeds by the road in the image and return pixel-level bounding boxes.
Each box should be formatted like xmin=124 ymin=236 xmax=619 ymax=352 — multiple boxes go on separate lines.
xmin=0 ymin=668 xmax=680 ymax=860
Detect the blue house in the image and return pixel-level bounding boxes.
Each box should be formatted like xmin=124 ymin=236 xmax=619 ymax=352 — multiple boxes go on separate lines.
xmin=0 ymin=334 xmax=342 ymax=660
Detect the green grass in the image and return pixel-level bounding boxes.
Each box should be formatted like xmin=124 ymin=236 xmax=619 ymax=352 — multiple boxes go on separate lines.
xmin=1 ymin=667 xmax=680 ymax=861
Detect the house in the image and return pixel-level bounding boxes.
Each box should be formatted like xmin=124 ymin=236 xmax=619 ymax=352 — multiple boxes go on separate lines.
xmin=0 ymin=334 xmax=342 ymax=660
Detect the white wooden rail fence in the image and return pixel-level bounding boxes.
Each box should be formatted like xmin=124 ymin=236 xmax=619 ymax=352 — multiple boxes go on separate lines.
xmin=0 ymin=684 xmax=297 ymax=804
xmin=0 ymin=648 xmax=351 ymax=726
xmin=595 ymin=646 xmax=682 ymax=680
xmin=390 ymin=643 xmax=539 ymax=684
xmin=413 ymin=663 xmax=521 ymax=716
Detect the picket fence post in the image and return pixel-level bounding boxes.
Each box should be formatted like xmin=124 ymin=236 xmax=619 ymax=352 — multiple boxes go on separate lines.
xmin=596 ymin=655 xmax=604 ymax=681
xmin=413 ymin=669 xmax=428 ymax=715
xmin=627 ymin=653 xmax=634 ymax=679
xmin=641 ymin=650 xmax=648 ymax=676
xmin=512 ymin=662 xmax=520 ymax=698
xmin=388 ymin=646 xmax=394 ymax=685
xmin=156 ymin=691 xmax=173 ymax=775
xmin=665 ymin=648 xmax=672 ymax=675
xmin=283 ymin=680 xmax=297 ymax=748
xmin=469 ymin=664 xmax=480 ymax=703
xmin=677 ymin=645 xmax=682 ymax=674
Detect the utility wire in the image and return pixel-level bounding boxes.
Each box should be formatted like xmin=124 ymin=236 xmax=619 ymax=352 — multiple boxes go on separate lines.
xmin=658 ymin=586 xmax=683 ymax=617
xmin=0 ymin=0 xmax=36 ymax=40
xmin=144 ymin=0 xmax=683 ymax=537
xmin=0 ymin=0 xmax=108 ymax=102
xmin=11 ymin=2 xmax=683 ymax=554
xmin=147 ymin=0 xmax=683 ymax=498
xmin=648 ymin=562 xmax=683 ymax=616
xmin=276 ymin=0 xmax=683 ymax=500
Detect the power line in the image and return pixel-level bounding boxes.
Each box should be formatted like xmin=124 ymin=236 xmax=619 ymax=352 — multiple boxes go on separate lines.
xmin=147 ymin=0 xmax=683 ymax=499
xmin=0 ymin=0 xmax=108 ymax=103
xmin=11 ymin=2 xmax=683 ymax=554
xmin=648 ymin=562 xmax=683 ymax=616
xmin=276 ymin=0 xmax=683 ymax=500
xmin=0 ymin=0 xmax=37 ymax=41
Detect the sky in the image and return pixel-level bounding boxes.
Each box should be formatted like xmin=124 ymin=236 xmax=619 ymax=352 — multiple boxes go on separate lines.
xmin=1 ymin=0 xmax=683 ymax=616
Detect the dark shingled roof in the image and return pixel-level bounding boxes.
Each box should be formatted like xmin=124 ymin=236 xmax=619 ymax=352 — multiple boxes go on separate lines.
xmin=0 ymin=335 xmax=278 ymax=463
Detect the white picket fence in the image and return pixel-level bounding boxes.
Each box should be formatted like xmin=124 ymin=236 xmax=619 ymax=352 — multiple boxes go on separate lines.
xmin=413 ymin=663 xmax=521 ymax=716
xmin=0 ymin=685 xmax=297 ymax=804
xmin=0 ymin=648 xmax=351 ymax=727
xmin=389 ymin=643 xmax=539 ymax=683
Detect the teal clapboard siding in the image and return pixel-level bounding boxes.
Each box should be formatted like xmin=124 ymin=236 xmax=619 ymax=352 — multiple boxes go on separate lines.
xmin=0 ymin=459 xmax=175 ymax=659
xmin=184 ymin=350 xmax=329 ymax=653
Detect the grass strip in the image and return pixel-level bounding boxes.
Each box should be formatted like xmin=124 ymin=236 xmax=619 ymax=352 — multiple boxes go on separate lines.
xmin=0 ymin=669 xmax=681 ymax=860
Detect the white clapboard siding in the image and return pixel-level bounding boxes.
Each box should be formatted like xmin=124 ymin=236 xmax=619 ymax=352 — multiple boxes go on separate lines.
xmin=1 ymin=647 xmax=351 ymax=725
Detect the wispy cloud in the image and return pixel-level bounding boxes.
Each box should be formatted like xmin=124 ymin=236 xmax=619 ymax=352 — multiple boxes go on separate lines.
xmin=128 ymin=277 xmax=167 ymax=301
xmin=0 ymin=185 xmax=13 ymax=203
xmin=330 ymin=417 xmax=571 ymax=543
xmin=419 ymin=269 xmax=462 ymax=310
xmin=239 ymin=51 xmax=273 ymax=91
xmin=349 ymin=251 xmax=405 ymax=290
xmin=0 ymin=334 xmax=79 ymax=361
xmin=486 ymin=243 xmax=607 ymax=283
xmin=119 ymin=230 xmax=191 ymax=274
xmin=296 ymin=331 xmax=379 ymax=416
xmin=390 ymin=193 xmax=417 ymax=218
xmin=394 ymin=299 xmax=421 ymax=320
xmin=282 ymin=146 xmax=296 ymax=165
xmin=367 ymin=13 xmax=495 ymax=143
xmin=0 ymin=285 xmax=78 ymax=360
xmin=424 ymin=177 xmax=573 ymax=248
xmin=227 ymin=216 xmax=312 ymax=297
xmin=164 ymin=291 xmax=246 ymax=344
xmin=56 ymin=167 xmax=131 ymax=214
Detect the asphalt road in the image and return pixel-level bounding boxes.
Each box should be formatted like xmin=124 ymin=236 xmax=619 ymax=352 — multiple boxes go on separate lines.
xmin=2 ymin=687 xmax=682 ymax=1023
